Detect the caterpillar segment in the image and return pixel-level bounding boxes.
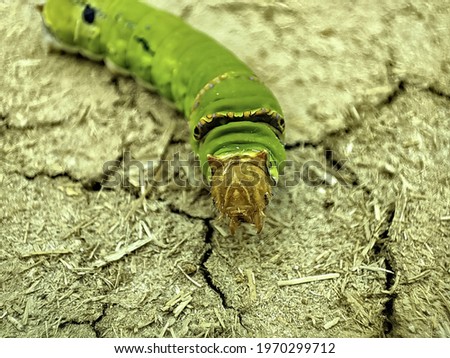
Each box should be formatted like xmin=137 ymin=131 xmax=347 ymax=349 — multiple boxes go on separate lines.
xmin=38 ymin=0 xmax=286 ymax=234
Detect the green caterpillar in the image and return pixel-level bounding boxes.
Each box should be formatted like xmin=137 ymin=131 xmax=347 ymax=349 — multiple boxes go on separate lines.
xmin=39 ymin=0 xmax=286 ymax=234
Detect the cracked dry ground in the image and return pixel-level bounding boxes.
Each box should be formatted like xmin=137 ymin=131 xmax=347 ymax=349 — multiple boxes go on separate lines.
xmin=1 ymin=0 xmax=449 ymax=338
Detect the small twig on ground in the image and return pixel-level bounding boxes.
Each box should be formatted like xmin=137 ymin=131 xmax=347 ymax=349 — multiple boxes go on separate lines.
xmin=61 ymin=217 xmax=96 ymax=240
xmin=246 ymin=269 xmax=257 ymax=301
xmin=277 ymin=273 xmax=340 ymax=287
xmin=20 ymin=249 xmax=72 ymax=258
xmin=93 ymin=235 xmax=155 ymax=268
xmin=323 ymin=317 xmax=340 ymax=330
xmin=177 ymin=264 xmax=202 ymax=288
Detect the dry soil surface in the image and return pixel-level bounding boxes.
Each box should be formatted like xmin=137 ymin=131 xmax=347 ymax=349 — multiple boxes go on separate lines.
xmin=1 ymin=0 xmax=449 ymax=337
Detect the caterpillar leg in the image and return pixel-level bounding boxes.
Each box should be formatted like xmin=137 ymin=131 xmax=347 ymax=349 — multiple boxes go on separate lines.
xmin=208 ymin=151 xmax=272 ymax=235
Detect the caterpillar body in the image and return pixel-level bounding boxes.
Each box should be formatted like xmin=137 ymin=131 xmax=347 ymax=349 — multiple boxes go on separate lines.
xmin=39 ymin=0 xmax=286 ymax=234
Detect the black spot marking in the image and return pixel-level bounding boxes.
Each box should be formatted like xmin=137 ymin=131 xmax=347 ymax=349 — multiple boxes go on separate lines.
xmin=135 ymin=36 xmax=154 ymax=55
xmin=83 ymin=5 xmax=96 ymax=24
xmin=193 ymin=126 xmax=201 ymax=139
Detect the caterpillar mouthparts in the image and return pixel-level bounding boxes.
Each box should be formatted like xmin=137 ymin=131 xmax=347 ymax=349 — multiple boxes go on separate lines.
xmin=208 ymin=151 xmax=273 ymax=235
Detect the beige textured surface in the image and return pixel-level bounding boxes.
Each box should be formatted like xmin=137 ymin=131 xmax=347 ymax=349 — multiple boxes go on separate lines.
xmin=1 ymin=0 xmax=449 ymax=337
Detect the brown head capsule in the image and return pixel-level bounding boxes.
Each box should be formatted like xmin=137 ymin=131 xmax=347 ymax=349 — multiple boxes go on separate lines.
xmin=208 ymin=151 xmax=273 ymax=235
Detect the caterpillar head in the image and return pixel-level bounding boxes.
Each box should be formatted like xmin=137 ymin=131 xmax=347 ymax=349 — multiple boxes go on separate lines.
xmin=208 ymin=151 xmax=273 ymax=235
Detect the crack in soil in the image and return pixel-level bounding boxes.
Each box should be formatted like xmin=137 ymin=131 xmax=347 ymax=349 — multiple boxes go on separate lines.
xmin=199 ymin=219 xmax=230 ymax=309
xmin=375 ymin=208 xmax=397 ymax=337
xmin=324 ymin=148 xmax=360 ymax=188
xmin=57 ymin=303 xmax=108 ymax=338
xmin=20 ymin=170 xmax=106 ymax=193
xmin=168 ymin=203 xmax=214 ymax=221
xmin=284 ymin=140 xmax=319 ymax=151
xmin=322 ymin=145 xmax=397 ymax=336
xmin=92 ymin=303 xmax=108 ymax=338
xmin=425 ymin=85 xmax=450 ymax=101
xmin=322 ymin=148 xmax=374 ymax=199
xmin=377 ymin=81 xmax=407 ymax=107
xmin=198 ymin=219 xmax=250 ymax=334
